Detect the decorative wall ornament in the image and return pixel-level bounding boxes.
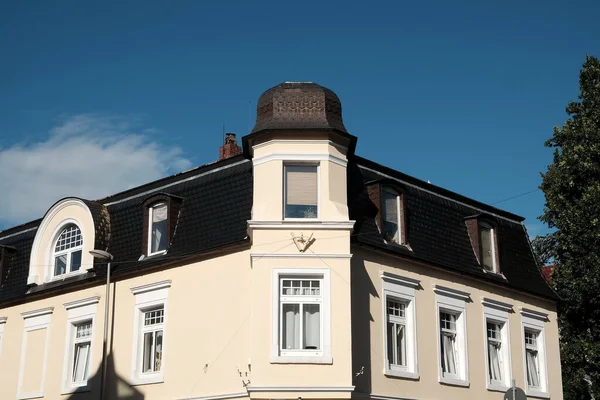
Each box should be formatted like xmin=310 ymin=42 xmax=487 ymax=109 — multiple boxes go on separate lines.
xmin=290 ymin=232 xmax=315 ymax=253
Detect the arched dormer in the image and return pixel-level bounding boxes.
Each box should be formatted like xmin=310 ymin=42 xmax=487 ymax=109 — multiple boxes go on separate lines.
xmin=28 ymin=198 xmax=110 ymax=286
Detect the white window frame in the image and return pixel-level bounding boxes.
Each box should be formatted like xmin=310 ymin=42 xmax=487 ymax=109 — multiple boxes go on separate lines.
xmin=48 ymin=220 xmax=86 ymax=281
xmin=0 ymin=317 xmax=6 ymax=361
xmin=18 ymin=307 xmax=53 ymax=400
xmin=482 ymin=298 xmax=513 ymax=392
xmin=61 ymin=297 xmax=99 ymax=394
xmin=381 ymin=188 xmax=402 ymax=245
xmin=381 ymin=271 xmax=419 ymax=379
xmin=478 ymin=222 xmax=497 ymax=273
xmin=130 ymin=280 xmax=171 ymax=385
xmin=271 ymin=268 xmax=331 ymax=364
xmin=521 ymin=308 xmax=549 ymax=398
xmin=148 ymin=203 xmax=168 ymax=256
xmin=434 ymin=285 xmax=470 ymax=387
xmin=283 ymin=163 xmax=320 ymax=221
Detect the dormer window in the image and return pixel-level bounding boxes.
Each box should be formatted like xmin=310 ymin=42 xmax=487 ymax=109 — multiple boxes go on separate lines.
xmin=479 ymin=222 xmax=497 ymax=272
xmin=142 ymin=194 xmax=183 ymax=257
xmin=149 ymin=203 xmax=168 ymax=255
xmin=382 ymin=188 xmax=401 ymax=244
xmin=53 ymin=224 xmax=83 ymax=276
xmin=284 ymin=164 xmax=318 ymax=219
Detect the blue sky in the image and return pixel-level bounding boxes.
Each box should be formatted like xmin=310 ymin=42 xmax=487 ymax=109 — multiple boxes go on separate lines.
xmin=1 ymin=0 xmax=599 ymax=233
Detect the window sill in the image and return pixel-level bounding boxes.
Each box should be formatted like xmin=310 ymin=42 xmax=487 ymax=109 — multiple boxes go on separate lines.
xmin=145 ymin=250 xmax=167 ymax=258
xmin=130 ymin=374 xmax=164 ymax=386
xmin=526 ymin=388 xmax=550 ymax=399
xmin=270 ymin=355 xmax=333 ymax=364
xmin=17 ymin=392 xmax=44 ymax=400
xmin=384 ymin=369 xmax=419 ymax=380
xmin=487 ymin=383 xmax=510 ymax=392
xmin=46 ymin=270 xmax=88 ymax=283
xmin=61 ymin=384 xmax=91 ymax=395
xmin=439 ymin=376 xmax=469 ymax=387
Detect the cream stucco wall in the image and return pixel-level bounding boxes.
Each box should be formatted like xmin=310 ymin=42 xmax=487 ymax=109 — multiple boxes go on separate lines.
xmin=351 ymin=246 xmax=563 ymax=400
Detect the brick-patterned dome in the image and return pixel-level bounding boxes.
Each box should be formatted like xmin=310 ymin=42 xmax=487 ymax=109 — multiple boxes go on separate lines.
xmin=250 ymin=82 xmax=348 ymax=134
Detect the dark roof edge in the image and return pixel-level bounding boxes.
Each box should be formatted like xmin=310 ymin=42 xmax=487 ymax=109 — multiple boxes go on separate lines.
xmin=353 ymin=242 xmax=559 ymax=302
xmin=354 ymin=155 xmax=525 ymax=222
xmin=0 ymin=219 xmax=41 ymax=241
xmin=521 ymin=223 xmax=561 ymax=300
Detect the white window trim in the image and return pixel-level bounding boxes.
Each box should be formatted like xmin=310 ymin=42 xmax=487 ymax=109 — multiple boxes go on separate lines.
xmin=381 ymin=271 xmax=419 ymax=379
xmin=17 ymin=307 xmax=53 ymax=400
xmin=61 ymin=297 xmax=99 ymax=394
xmin=283 ymin=163 xmax=321 ymax=221
xmin=0 ymin=317 xmax=6 ymax=361
xmin=45 ymin=219 xmax=88 ymax=282
xmin=479 ymin=222 xmax=498 ymax=273
xmin=148 ymin=203 xmax=168 ymax=256
xmin=434 ymin=285 xmax=470 ymax=387
xmin=521 ymin=308 xmax=550 ymax=399
xmin=130 ymin=280 xmax=171 ymax=385
xmin=381 ymin=188 xmax=402 ymax=245
xmin=271 ymin=268 xmax=331 ymax=364
xmin=482 ymin=298 xmax=513 ymax=392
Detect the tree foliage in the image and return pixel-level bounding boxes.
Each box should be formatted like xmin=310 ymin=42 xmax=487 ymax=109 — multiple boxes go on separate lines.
xmin=540 ymin=55 xmax=600 ymax=400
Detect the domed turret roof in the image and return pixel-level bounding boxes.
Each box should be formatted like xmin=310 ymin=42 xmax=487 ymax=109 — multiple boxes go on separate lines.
xmin=250 ymin=82 xmax=347 ymax=134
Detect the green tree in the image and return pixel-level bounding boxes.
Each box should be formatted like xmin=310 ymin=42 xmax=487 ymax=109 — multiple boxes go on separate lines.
xmin=540 ymin=55 xmax=600 ymax=400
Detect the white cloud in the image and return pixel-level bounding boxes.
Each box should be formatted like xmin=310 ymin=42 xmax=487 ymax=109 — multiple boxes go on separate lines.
xmin=0 ymin=114 xmax=193 ymax=227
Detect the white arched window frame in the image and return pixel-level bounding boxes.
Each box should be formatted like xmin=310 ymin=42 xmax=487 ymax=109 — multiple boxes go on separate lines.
xmin=51 ymin=222 xmax=84 ymax=278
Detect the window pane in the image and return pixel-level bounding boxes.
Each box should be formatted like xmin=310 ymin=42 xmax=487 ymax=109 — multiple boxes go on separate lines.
xmin=143 ymin=332 xmax=154 ymax=372
xmin=397 ymin=324 xmax=406 ymax=366
xmin=526 ymin=349 xmax=540 ymax=387
xmin=488 ymin=342 xmax=502 ymax=381
xmin=76 ymin=322 xmax=92 ymax=339
xmin=151 ymin=205 xmax=168 ymax=253
xmin=155 ymin=330 xmax=163 ymax=372
xmin=441 ymin=333 xmax=457 ymax=375
xmin=387 ymin=300 xmax=405 ymax=318
xmin=282 ymin=304 xmax=300 ymax=350
xmin=285 ymin=165 xmax=318 ymax=218
xmin=72 ymin=342 xmax=90 ymax=383
xmin=480 ymin=225 xmax=494 ymax=270
xmin=382 ymin=190 xmax=399 ymax=242
xmin=55 ymin=254 xmax=67 ymax=276
xmin=70 ymin=250 xmax=82 ymax=272
xmin=55 ymin=225 xmax=83 ymax=252
xmin=144 ymin=308 xmax=164 ymax=326
xmin=387 ymin=321 xmax=394 ymax=365
xmin=303 ymin=304 xmax=320 ymax=350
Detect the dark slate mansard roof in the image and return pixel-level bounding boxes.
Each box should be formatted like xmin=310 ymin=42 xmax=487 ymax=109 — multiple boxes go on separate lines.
xmin=0 ymin=151 xmax=556 ymax=305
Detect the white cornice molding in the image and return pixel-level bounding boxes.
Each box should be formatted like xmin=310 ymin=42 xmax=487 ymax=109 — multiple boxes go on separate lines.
xmin=251 ymin=253 xmax=352 ymax=259
xmin=0 ymin=317 xmax=7 ymax=324
xmin=433 ymin=284 xmax=471 ymax=301
xmin=246 ymin=386 xmax=355 ymax=393
xmin=63 ymin=296 xmax=100 ymax=310
xmin=381 ymin=271 xmax=421 ymax=288
xmin=252 ymin=153 xmax=348 ymax=167
xmin=353 ymin=392 xmax=416 ymax=400
xmin=252 ymin=139 xmax=348 ymax=152
xmin=176 ymin=392 xmax=248 ymax=400
xmin=520 ymin=307 xmax=549 ymax=321
xmin=130 ymin=280 xmax=172 ymax=295
xmin=248 ymin=220 xmax=355 ymax=230
xmin=21 ymin=307 xmax=54 ymax=319
xmin=482 ymin=297 xmax=513 ymax=313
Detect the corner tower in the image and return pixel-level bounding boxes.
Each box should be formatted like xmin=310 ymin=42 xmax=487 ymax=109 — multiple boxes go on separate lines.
xmin=243 ymin=82 xmax=356 ymax=399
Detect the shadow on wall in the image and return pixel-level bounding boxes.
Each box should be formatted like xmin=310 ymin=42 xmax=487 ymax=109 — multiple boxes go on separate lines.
xmin=65 ymin=352 xmax=144 ymax=400
xmin=351 ymin=255 xmax=378 ymax=394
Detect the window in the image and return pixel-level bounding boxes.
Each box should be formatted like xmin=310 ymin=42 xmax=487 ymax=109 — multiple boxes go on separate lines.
xmin=284 ymin=165 xmax=318 ymax=219
xmin=382 ymin=188 xmax=401 ymax=243
xmin=62 ymin=297 xmax=98 ymax=394
xmin=141 ymin=308 xmax=164 ymax=373
xmin=130 ymin=280 xmax=170 ymax=385
xmin=271 ymin=269 xmax=331 ymax=364
xmin=53 ymin=224 xmax=83 ymax=277
xmin=525 ymin=330 xmax=540 ymax=388
xmin=149 ymin=204 xmax=168 ymax=255
xmin=434 ymin=285 xmax=470 ymax=386
xmin=482 ymin=298 xmax=512 ymax=391
xmin=521 ymin=308 xmax=549 ymax=397
xmin=381 ymin=271 xmax=419 ymax=379
xmin=71 ymin=322 xmax=92 ymax=384
xmin=479 ymin=222 xmax=497 ymax=272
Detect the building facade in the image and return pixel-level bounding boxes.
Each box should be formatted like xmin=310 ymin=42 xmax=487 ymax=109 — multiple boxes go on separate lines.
xmin=0 ymin=82 xmax=562 ymax=400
